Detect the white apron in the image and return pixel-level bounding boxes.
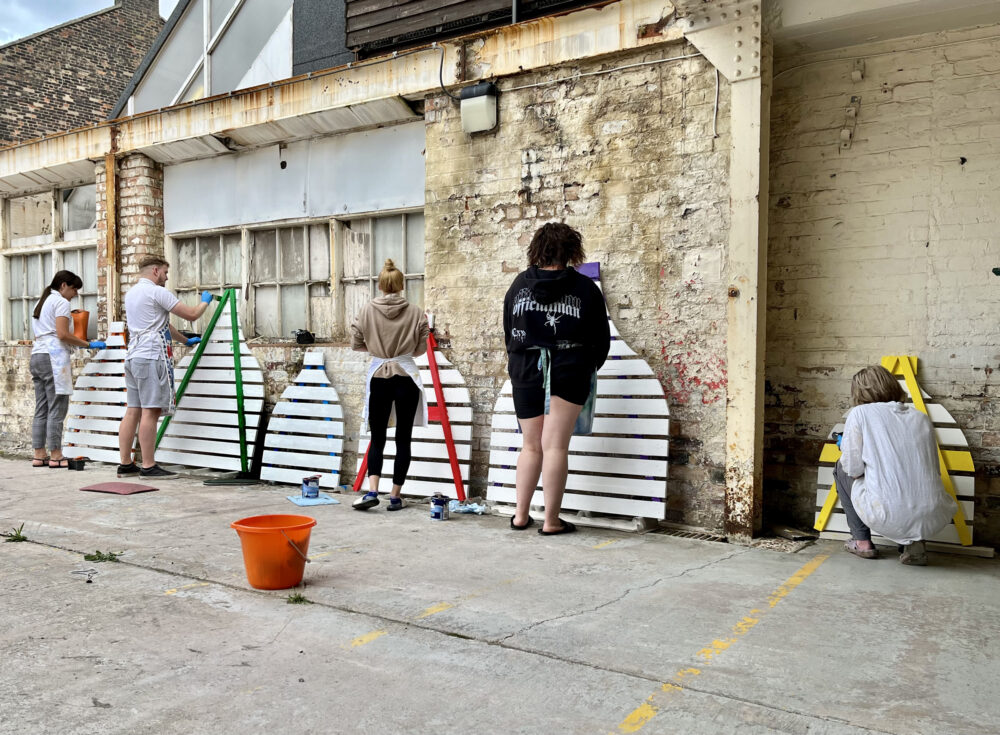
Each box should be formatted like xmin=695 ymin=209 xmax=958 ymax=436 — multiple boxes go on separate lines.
xmin=34 ymin=334 xmax=74 ymax=395
xmin=362 ymin=354 xmax=428 ymax=433
xmin=127 ymin=326 xmax=177 ymax=416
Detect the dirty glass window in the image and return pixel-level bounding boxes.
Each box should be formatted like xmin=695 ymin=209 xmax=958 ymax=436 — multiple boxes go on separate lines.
xmin=172 ymin=232 xmax=243 ymax=334
xmin=340 ymin=212 xmax=425 ymax=328
xmin=5 ymin=247 xmax=97 ymax=341
xmin=251 ymin=224 xmax=331 ymax=338
xmin=9 ymin=193 xmax=53 ymax=245
xmin=61 ymin=185 xmax=97 ymax=233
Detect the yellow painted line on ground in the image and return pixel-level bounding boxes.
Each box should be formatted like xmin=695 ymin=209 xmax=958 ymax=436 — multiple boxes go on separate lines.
xmin=164 ymin=582 xmax=211 ymax=595
xmin=611 ymin=551 xmax=832 ymax=734
xmin=417 ymin=601 xmax=455 ymax=618
xmin=348 ymin=629 xmax=387 ymax=648
xmin=592 ymin=539 xmax=621 ymax=549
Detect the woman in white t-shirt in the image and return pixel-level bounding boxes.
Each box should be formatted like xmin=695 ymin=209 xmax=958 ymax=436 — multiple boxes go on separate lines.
xmin=30 ymin=271 xmax=106 ymax=468
xmin=833 ymin=365 xmax=956 ymax=565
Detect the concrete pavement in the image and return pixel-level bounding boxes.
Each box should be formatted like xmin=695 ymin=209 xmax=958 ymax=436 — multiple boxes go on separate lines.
xmin=1 ymin=456 xmax=998 ymax=735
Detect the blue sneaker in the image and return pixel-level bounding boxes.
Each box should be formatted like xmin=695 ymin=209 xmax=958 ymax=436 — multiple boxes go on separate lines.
xmin=352 ymin=491 xmax=379 ymax=510
xmin=387 ymin=496 xmax=405 ymax=511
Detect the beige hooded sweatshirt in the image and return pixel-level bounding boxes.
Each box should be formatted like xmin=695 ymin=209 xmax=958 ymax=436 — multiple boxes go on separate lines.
xmin=351 ymin=293 xmax=429 ymax=378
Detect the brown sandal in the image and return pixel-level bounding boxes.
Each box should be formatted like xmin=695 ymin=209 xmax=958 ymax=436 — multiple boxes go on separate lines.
xmin=845 ymin=539 xmax=878 ymax=559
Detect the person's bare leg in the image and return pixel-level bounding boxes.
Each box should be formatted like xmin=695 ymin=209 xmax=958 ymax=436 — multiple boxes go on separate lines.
xmin=514 ymin=415 xmax=544 ymax=527
xmin=390 ymin=484 xmax=403 ymax=499
xmin=540 ymin=396 xmax=582 ymax=533
xmin=119 ymin=407 xmax=141 ymax=465
xmin=368 ymin=474 xmax=380 ymax=493
xmin=137 ymin=408 xmax=162 ymax=469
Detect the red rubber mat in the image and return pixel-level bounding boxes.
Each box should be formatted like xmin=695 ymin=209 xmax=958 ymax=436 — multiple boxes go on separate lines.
xmin=79 ymin=482 xmax=158 ymax=495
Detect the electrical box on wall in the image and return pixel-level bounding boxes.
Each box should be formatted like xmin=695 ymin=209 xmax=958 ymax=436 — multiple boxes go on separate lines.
xmin=460 ymin=82 xmax=499 ymax=134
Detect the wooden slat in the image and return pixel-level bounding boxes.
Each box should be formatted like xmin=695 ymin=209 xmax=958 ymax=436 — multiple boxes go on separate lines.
xmin=366 ymin=476 xmax=464 ymax=498
xmin=272 ymin=401 xmax=344 ymax=420
xmin=70 ymin=390 xmax=127 ymax=404
xmin=303 ymin=352 xmax=325 ymax=366
xmin=262 ymin=450 xmax=341 ymax=470
xmin=289 ymin=371 xmax=331 ymax=384
xmin=179 ymin=381 xmax=264 ymax=398
xmin=488 ymin=467 xmax=663 ymax=498
xmin=59 ymin=432 xmax=120 ymax=449
xmin=65 ymin=404 xmax=127 ymax=419
xmin=172 ymin=396 xmax=263 ymax=413
xmin=166 ymin=408 xmax=261 ymax=427
xmin=494 ymin=396 xmax=669 ymax=417
xmin=597 ymin=359 xmax=656 ymax=377
xmin=264 ymin=434 xmax=343 ymax=454
xmin=280 ymin=385 xmax=351 ymax=402
xmin=491 ymin=413 xmax=669 ymax=436
xmin=942 ymin=449 xmax=975 ymax=473
xmin=488 ymin=485 xmax=666 ymax=520
xmin=356 ymin=457 xmax=469 ymax=482
xmin=489 ymin=449 xmax=665 ymax=477
xmin=61 ymin=446 xmax=121 ymax=464
xmin=608 ymin=340 xmax=636 ymax=357
xmin=490 ymin=429 xmax=668 ymax=457
xmin=82 ymin=362 xmax=125 ymax=375
xmin=411 ymin=424 xmax=472 ymax=441
xmin=74 ymin=376 xmax=126 ymax=389
xmin=173 ymin=368 xmax=264 ymax=384
xmin=159 ymin=436 xmax=257 ymax=456
xmin=64 ymin=418 xmax=122 ymax=433
xmin=365 ymin=439 xmax=471 ymax=461
xmin=155 ymin=449 xmax=242 ymax=472
xmin=158 ymin=422 xmax=258 ymax=443
xmin=267 ymin=417 xmax=345 ymax=436
xmin=423 ymin=387 xmax=470 ymax=405
xmin=180 ymin=355 xmax=261 ymax=370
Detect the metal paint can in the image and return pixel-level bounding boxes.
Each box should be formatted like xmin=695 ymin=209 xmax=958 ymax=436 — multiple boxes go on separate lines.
xmin=301 ymin=476 xmax=320 ymax=499
xmin=430 ymin=493 xmax=449 ymax=520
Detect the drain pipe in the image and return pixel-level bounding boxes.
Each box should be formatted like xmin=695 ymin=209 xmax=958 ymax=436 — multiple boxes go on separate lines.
xmin=512 ymin=0 xmax=517 ymax=23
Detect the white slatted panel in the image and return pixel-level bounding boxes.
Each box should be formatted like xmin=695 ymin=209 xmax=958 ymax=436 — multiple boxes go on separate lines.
xmin=260 ymin=350 xmax=343 ymax=488
xmin=487 ymin=266 xmax=670 ymax=526
xmin=814 ymin=375 xmax=976 ymax=546
xmin=155 ymin=302 xmax=264 ymax=471
xmin=63 ymin=322 xmax=127 ymax=463
xmin=357 ymin=349 xmax=471 ymax=499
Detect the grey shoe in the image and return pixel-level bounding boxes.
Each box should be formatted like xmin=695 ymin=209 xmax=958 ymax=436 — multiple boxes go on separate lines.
xmin=352 ymin=491 xmax=379 ymax=510
xmin=117 ymin=462 xmax=140 ymax=477
xmin=845 ymin=539 xmax=878 ymax=559
xmin=900 ymin=541 xmax=928 ymax=566
xmin=139 ymin=464 xmax=178 ymax=479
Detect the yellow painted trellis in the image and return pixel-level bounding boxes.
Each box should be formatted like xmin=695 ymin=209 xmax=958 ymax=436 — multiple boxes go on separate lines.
xmin=813 ymin=355 xmax=973 ymax=546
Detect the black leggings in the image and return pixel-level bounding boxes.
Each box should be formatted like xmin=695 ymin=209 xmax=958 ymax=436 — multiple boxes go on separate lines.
xmin=367 ymin=375 xmax=421 ymax=486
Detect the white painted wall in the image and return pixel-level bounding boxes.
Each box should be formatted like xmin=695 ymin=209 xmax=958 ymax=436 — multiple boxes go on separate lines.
xmin=163 ymin=122 xmax=425 ymax=233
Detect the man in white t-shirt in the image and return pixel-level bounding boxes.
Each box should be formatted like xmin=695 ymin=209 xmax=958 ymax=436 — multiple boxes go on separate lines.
xmin=118 ymin=256 xmax=213 ymax=479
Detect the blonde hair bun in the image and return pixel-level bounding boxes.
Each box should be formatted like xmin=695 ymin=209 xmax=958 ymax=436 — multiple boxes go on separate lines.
xmin=378 ymin=258 xmax=404 ymax=294
xmin=384 ymin=258 xmax=396 ymax=270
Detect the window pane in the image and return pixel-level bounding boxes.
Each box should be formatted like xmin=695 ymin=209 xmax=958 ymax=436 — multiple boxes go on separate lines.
xmin=374 ymin=216 xmax=403 ymax=272
xmin=199 ymin=235 xmax=221 ymax=285
xmin=279 ymin=227 xmax=305 ymax=281
xmin=180 ymin=66 xmax=205 ymax=103
xmin=309 ymin=282 xmax=331 ymax=337
xmin=344 ymin=282 xmax=370 ymax=330
xmin=405 ymin=213 xmax=425 ymax=273
xmin=26 ymin=255 xmax=41 ymax=297
xmin=11 ymin=300 xmax=24 ymax=340
xmin=9 ymin=256 xmax=23 ymax=295
xmin=133 ymin=0 xmax=205 ymax=112
xmin=309 ymin=224 xmax=330 ymax=280
xmin=63 ymin=249 xmax=81 ymax=276
xmin=82 ymin=248 xmax=97 ymax=289
xmin=342 ymin=223 xmax=370 ymax=279
xmin=211 ymin=0 xmax=237 ymax=35
xmin=10 ymin=193 xmax=52 ymax=239
xmin=252 ymin=230 xmax=276 ymax=281
xmin=406 ymin=278 xmax=424 ymax=309
xmin=280 ymin=284 xmax=306 ymax=335
xmin=42 ymin=252 xmax=53 ymax=287
xmin=254 ymin=285 xmax=279 ymax=336
xmin=210 ymin=0 xmax=291 ymax=94
xmin=176 ymin=239 xmax=197 ymax=287
xmin=82 ymin=295 xmax=98 ymax=339
xmin=223 ymin=233 xmax=242 ymax=284
xmin=62 ymin=185 xmax=97 ymax=232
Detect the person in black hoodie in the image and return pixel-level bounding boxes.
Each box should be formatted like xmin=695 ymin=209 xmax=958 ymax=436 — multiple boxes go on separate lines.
xmin=502 ymin=222 xmax=610 ymax=535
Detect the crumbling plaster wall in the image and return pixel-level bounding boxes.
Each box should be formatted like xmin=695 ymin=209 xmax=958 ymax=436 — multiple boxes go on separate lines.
xmin=765 ymin=26 xmax=1000 ymax=547
xmin=424 ymin=44 xmax=733 ymax=529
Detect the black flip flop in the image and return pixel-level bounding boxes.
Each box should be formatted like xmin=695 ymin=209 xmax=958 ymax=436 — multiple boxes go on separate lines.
xmin=48 ymin=458 xmax=69 ymax=469
xmin=538 ymin=520 xmax=577 ymax=536
xmin=31 ymin=457 xmax=49 ymax=468
xmin=510 ymin=515 xmax=535 ymax=530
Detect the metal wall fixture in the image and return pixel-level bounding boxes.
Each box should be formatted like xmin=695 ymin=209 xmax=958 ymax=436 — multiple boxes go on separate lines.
xmin=459 ymin=82 xmax=499 ymax=134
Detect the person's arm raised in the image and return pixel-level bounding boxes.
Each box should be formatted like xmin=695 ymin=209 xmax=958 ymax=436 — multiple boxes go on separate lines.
xmin=169 ymin=291 xmax=213 ymax=323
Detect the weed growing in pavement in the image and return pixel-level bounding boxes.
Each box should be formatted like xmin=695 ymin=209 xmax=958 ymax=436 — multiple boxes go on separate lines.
xmin=84 ymin=550 xmax=120 ymax=562
xmin=286 ymin=593 xmax=312 ymax=605
xmin=3 ymin=523 xmax=27 ymax=542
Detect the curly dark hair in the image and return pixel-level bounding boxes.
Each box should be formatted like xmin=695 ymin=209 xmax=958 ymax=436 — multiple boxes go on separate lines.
xmin=526 ymin=222 xmax=585 ymax=267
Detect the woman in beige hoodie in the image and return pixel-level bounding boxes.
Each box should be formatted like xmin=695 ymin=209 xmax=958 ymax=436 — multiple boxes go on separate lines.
xmin=351 ymin=259 xmax=430 ymax=511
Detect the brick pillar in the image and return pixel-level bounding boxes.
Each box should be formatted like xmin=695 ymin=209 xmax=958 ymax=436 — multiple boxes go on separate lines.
xmin=117 ymin=152 xmax=164 ymax=291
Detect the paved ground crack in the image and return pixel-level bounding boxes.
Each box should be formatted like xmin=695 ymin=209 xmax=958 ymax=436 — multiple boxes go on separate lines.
xmin=498 ymin=548 xmax=749 ymax=643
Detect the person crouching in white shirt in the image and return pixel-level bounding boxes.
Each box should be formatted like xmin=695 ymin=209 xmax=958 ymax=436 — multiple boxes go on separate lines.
xmin=833 ymin=365 xmax=957 ymax=565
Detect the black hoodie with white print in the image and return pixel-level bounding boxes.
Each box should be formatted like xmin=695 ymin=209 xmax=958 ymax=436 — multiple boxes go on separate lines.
xmin=502 ymin=266 xmax=610 ymax=388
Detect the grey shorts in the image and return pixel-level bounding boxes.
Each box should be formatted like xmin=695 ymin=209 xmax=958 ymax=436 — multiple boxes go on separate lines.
xmin=125 ymin=358 xmax=172 ymax=409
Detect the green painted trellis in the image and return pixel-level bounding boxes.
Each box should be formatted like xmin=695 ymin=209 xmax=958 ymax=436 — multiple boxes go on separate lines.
xmin=154 ymin=289 xmax=250 ymax=474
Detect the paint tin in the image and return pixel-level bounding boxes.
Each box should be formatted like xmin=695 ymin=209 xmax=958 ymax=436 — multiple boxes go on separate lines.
xmin=430 ymin=493 xmax=450 ymax=520
xmin=301 ymin=476 xmax=320 ymax=499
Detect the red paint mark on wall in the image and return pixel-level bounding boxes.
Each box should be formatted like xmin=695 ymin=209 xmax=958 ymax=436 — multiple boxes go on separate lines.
xmin=660 ymin=339 xmax=727 ymax=405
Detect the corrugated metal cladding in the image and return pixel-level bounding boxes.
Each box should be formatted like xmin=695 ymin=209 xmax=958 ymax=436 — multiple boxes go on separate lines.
xmin=346 ymin=0 xmax=608 ymax=56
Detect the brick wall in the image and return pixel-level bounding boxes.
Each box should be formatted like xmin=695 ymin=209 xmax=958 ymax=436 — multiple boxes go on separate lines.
xmin=0 ymin=0 xmax=162 ymax=146
xmin=765 ymin=27 xmax=1000 ymax=547
xmin=424 ymin=44 xmax=732 ymax=529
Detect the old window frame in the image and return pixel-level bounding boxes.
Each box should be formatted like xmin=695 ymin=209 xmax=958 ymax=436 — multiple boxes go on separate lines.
xmin=0 ymin=188 xmax=100 ymax=341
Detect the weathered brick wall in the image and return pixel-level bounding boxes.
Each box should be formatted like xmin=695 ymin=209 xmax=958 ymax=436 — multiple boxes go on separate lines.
xmin=765 ymin=27 xmax=1000 ymax=547
xmin=0 ymin=0 xmax=162 ymax=146
xmin=424 ymin=44 xmax=732 ymax=529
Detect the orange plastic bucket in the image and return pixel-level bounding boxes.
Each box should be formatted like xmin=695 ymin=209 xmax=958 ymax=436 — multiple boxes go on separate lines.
xmin=231 ymin=514 xmax=317 ymax=590
xmin=71 ymin=310 xmax=89 ymax=341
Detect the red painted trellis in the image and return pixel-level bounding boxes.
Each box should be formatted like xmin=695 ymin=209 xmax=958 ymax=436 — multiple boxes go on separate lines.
xmin=353 ymin=331 xmax=467 ymax=501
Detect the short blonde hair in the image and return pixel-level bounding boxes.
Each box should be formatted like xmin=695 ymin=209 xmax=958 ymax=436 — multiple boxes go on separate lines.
xmin=378 ymin=258 xmax=404 ymax=294
xmin=851 ymin=365 xmax=904 ymax=406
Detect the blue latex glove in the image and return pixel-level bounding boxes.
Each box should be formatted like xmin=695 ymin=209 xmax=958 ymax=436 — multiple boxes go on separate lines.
xmin=200 ymin=290 xmax=214 ymax=303
xmin=835 ymin=432 xmax=843 ymax=449
xmin=88 ymin=340 xmax=106 ymax=349
xmin=185 ymin=336 xmax=201 ymax=347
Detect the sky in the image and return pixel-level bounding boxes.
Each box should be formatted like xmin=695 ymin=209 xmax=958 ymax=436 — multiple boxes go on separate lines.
xmin=0 ymin=0 xmax=181 ymax=45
